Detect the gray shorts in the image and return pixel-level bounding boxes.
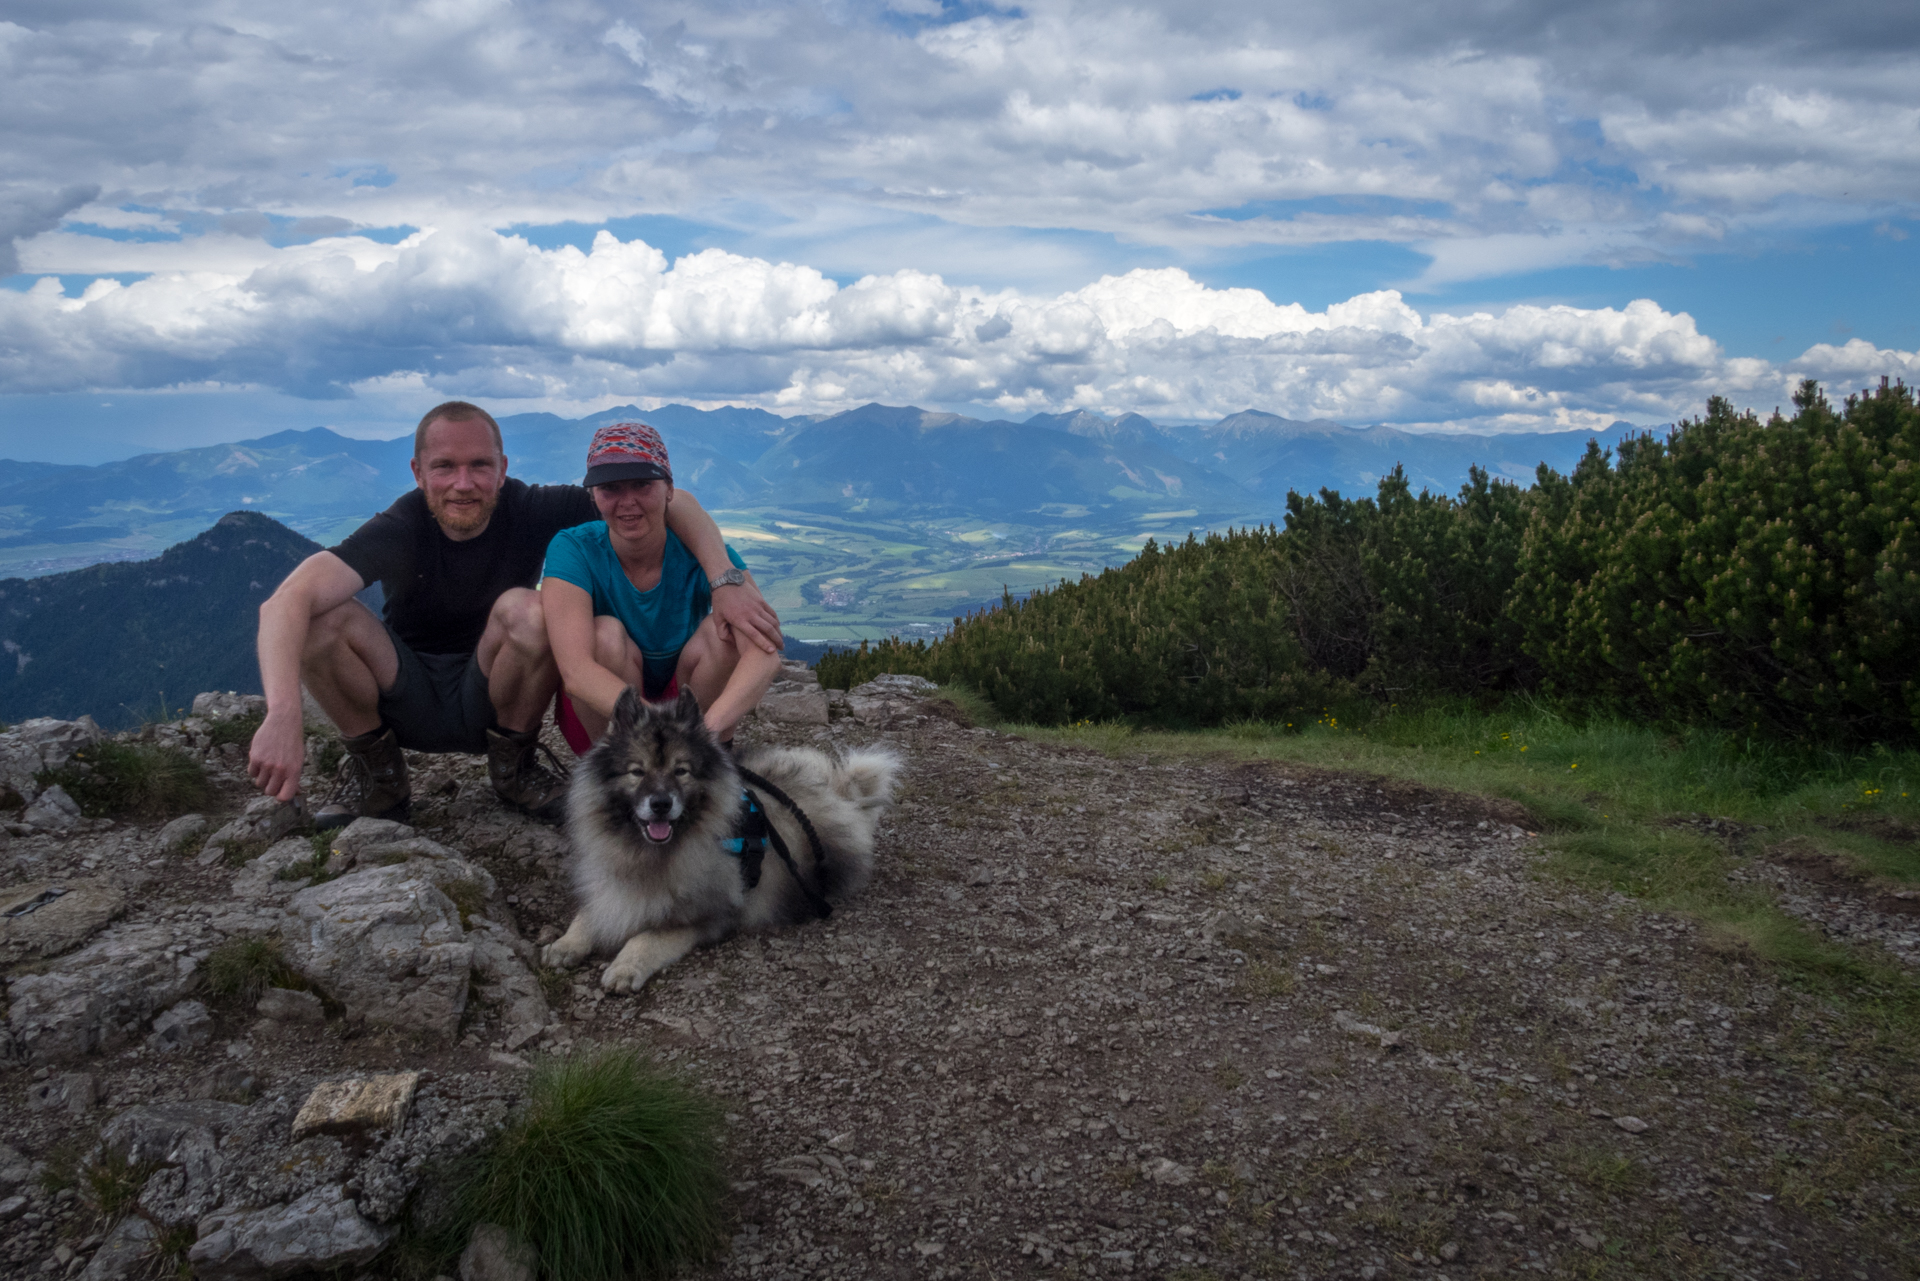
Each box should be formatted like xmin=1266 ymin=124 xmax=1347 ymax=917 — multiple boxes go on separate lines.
xmin=377 ymin=624 xmax=494 ymax=754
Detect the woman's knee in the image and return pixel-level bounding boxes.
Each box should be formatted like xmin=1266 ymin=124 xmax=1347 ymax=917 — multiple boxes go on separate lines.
xmin=590 ymin=616 xmax=644 ymax=680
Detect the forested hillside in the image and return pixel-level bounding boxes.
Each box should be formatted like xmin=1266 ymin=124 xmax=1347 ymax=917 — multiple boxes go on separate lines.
xmin=822 ymin=380 xmax=1920 ymax=744
xmin=0 ymin=511 xmax=319 ymax=726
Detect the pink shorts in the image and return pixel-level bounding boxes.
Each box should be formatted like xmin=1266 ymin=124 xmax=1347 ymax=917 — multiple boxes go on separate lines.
xmin=555 ymin=678 xmax=679 ymax=756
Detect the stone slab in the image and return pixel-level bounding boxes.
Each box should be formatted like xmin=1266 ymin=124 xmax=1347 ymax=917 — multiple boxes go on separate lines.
xmin=290 ymin=1072 xmax=421 ymax=1140
xmin=0 ymin=878 xmax=127 ymax=964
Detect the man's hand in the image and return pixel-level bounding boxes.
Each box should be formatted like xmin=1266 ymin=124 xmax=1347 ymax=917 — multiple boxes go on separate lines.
xmin=710 ymin=578 xmax=783 ymax=654
xmin=248 ymin=709 xmax=307 ymax=804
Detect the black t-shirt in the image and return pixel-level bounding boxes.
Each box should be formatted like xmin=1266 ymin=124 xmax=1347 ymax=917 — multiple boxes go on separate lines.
xmin=332 ymin=479 xmax=597 ymax=655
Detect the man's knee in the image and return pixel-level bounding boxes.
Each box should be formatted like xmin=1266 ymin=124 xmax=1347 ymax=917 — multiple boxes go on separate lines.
xmin=491 ymin=588 xmax=549 ymax=653
xmin=303 ymin=600 xmax=371 ymax=664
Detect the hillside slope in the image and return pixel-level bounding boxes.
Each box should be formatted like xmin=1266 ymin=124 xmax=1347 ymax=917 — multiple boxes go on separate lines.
xmin=0 ymin=510 xmax=319 ymax=726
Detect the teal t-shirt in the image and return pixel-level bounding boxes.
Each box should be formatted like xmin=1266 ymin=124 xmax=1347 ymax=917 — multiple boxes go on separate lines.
xmin=541 ymin=525 xmax=748 ymax=697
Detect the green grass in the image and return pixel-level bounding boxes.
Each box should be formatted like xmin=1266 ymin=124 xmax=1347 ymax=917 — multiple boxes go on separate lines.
xmin=204 ymin=936 xmax=303 ymax=1007
xmin=440 ymin=1048 xmax=727 ymax=1281
xmin=36 ymin=741 xmax=209 ymax=819
xmin=205 ymin=711 xmax=264 ymax=748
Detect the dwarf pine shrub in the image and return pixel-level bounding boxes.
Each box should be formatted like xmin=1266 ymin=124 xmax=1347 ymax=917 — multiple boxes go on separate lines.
xmin=822 ymin=379 xmax=1920 ymax=745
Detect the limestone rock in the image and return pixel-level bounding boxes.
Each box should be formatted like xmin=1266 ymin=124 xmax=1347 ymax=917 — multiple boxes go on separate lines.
xmin=778 ymin=658 xmax=819 ymax=686
xmin=467 ymin=917 xmax=552 ymax=1051
xmin=759 ymin=681 xmax=830 ymax=725
xmin=76 ymin=1214 xmax=157 ymax=1281
xmin=6 ymin=921 xmax=203 ymax=1061
xmin=11 ymin=716 xmax=104 ymax=772
xmin=201 ymin=796 xmax=307 ymax=863
xmin=100 ymin=1100 xmax=251 ymax=1229
xmin=0 ymin=733 xmax=45 ymax=802
xmin=26 ymin=1070 xmax=98 ymax=1114
xmin=846 ymin=674 xmax=937 ymax=727
xmin=325 ymin=818 xmax=421 ymax=863
xmin=460 ymin=1223 xmax=535 ymax=1281
xmin=291 ymin=1072 xmax=420 ymax=1140
xmin=0 ymin=1143 xmax=32 ymax=1189
xmin=230 ymin=838 xmax=320 ymax=900
xmin=193 ymin=692 xmax=267 ymax=722
xmin=148 ymin=999 xmax=214 ymax=1053
xmin=0 ymin=878 xmax=128 ymax=964
xmin=279 ymin=865 xmax=472 ymax=1041
xmin=189 ymin=1183 xmax=393 ymax=1279
xmin=155 ymin=812 xmax=211 ymax=853
xmin=255 ymin=988 xmax=324 ymax=1026
xmin=23 ymin=783 xmax=83 ymax=831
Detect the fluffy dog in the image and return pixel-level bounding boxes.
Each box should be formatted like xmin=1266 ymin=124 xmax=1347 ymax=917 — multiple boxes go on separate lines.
xmin=541 ymin=687 xmax=900 ymax=992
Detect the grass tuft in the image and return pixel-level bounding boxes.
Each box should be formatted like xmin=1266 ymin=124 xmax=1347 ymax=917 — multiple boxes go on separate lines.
xmin=204 ymin=711 xmax=264 ymax=749
xmin=204 ymin=936 xmax=302 ymax=1007
xmin=447 ymin=1047 xmax=727 ymax=1281
xmin=37 ymin=741 xmax=208 ymax=819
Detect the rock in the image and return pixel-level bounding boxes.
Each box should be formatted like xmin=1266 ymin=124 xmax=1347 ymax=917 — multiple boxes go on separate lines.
xmin=200 ymin=796 xmax=308 ymax=863
xmin=279 ymin=865 xmax=472 ymax=1041
xmin=459 ymin=1223 xmax=535 ymax=1281
xmin=255 ymin=988 xmax=324 ymax=1025
xmin=99 ymin=1100 xmax=251 ymax=1229
xmin=76 ymin=1213 xmax=156 ymax=1281
xmin=0 ymin=1193 xmax=25 ymax=1222
xmin=6 ymin=921 xmax=203 ymax=1061
xmin=0 ymin=1142 xmax=31 ymax=1189
xmin=12 ymin=716 xmax=104 ymax=772
xmin=1613 ymin=1115 xmax=1650 ymax=1134
xmin=0 ymin=733 xmax=45 ymax=802
xmin=230 ymin=838 xmax=320 ymax=900
xmin=189 ymin=1183 xmax=393 ymax=1279
xmin=149 ymin=999 xmax=214 ymax=1053
xmin=26 ymin=1070 xmax=97 ymax=1114
xmin=0 ymin=878 xmax=128 ymax=964
xmin=23 ymin=783 xmax=84 ymax=831
xmin=1332 ymin=1010 xmax=1404 ymax=1049
xmin=155 ymin=813 xmax=211 ymax=854
xmin=189 ymin=1064 xmax=262 ymax=1103
xmin=325 ymin=818 xmax=421 ymax=863
xmin=845 ymin=675 xmax=935 ymax=728
xmin=1143 ymin=1157 xmax=1193 ymax=1186
xmin=778 ymin=658 xmax=819 ymax=686
xmin=291 ymin=1072 xmax=420 ymax=1140
xmin=466 ymin=917 xmax=551 ymax=1051
xmin=758 ymin=682 xmax=831 ymax=725
xmin=192 ymin=692 xmax=267 ymax=723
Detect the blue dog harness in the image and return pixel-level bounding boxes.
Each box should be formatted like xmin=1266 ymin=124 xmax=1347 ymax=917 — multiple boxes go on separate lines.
xmin=722 ymin=790 xmax=769 ymax=889
xmin=729 ymin=767 xmax=835 ymax=920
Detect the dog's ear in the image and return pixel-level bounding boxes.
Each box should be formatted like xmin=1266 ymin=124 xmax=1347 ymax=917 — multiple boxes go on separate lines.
xmin=610 ymin=686 xmax=643 ymax=738
xmin=673 ymin=686 xmax=702 ymax=725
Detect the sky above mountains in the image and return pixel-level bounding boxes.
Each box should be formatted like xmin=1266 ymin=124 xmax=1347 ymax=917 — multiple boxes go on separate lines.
xmin=2 ymin=0 xmax=1917 ymax=461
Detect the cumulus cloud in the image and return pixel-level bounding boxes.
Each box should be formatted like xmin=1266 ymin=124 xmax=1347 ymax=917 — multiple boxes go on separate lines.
xmin=0 ymin=0 xmax=1912 ymax=286
xmin=1 ymin=226 xmax=1905 ymax=429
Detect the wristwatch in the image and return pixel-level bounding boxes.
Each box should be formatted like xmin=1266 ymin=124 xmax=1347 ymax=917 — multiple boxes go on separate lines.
xmin=712 ymin=567 xmax=747 ymax=590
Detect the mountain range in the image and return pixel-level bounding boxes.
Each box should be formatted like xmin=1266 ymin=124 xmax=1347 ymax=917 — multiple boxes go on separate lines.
xmin=0 ymin=402 xmax=1641 ymax=579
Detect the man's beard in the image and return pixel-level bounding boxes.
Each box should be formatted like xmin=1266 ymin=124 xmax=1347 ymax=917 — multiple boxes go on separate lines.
xmin=427 ymin=488 xmax=499 ymax=534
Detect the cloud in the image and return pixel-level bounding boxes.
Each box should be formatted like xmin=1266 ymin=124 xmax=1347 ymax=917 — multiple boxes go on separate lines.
xmin=0 ymin=183 xmax=100 ymax=276
xmin=0 ymin=1 xmax=1913 ymax=289
xmin=2 ymin=226 xmax=1907 ymax=429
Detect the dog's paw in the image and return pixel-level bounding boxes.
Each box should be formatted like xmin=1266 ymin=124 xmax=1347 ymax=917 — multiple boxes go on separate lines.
xmin=541 ymin=938 xmax=589 ymax=969
xmin=600 ymin=957 xmax=656 ymax=993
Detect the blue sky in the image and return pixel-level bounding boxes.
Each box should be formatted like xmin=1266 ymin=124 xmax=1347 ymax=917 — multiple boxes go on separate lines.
xmin=2 ymin=0 xmax=1917 ymax=462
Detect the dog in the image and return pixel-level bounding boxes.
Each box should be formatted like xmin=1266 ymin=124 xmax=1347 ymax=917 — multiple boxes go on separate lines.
xmin=540 ymin=686 xmax=901 ymax=993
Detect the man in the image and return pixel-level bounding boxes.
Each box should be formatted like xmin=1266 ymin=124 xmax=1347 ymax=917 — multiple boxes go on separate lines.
xmin=248 ymin=401 xmax=780 ymax=827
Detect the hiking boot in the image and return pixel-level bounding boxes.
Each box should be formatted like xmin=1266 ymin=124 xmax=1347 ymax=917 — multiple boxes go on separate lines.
xmin=313 ymin=726 xmax=411 ymax=831
xmin=487 ymin=725 xmax=570 ymax=822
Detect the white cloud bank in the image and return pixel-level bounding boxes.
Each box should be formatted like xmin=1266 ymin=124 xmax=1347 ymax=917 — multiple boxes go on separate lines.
xmin=4 ymin=227 xmax=1910 ymax=429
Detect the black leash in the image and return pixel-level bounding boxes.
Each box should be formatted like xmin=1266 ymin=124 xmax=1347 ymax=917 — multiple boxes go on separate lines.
xmin=735 ymin=764 xmax=834 ymax=920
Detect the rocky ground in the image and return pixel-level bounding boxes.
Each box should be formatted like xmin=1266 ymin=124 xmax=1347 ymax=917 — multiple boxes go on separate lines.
xmin=2 ymin=678 xmax=1915 ymax=1280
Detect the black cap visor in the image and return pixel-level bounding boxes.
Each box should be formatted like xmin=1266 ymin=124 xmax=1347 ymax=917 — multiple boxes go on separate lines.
xmin=583 ymin=461 xmax=671 ymax=487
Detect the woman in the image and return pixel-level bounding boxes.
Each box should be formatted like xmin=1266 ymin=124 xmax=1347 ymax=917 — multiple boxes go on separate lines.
xmin=542 ymin=422 xmax=784 ymax=748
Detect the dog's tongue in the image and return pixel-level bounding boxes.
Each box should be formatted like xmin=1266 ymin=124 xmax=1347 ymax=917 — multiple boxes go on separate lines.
xmin=646 ymin=820 xmax=673 ymax=843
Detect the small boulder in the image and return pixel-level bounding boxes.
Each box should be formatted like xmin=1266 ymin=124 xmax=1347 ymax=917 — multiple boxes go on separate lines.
xmin=758 ymin=682 xmax=830 ymax=725
xmin=12 ymin=716 xmax=104 ymax=771
xmin=199 ymin=796 xmax=306 ymax=864
xmin=291 ymin=1072 xmax=420 ymax=1141
xmin=279 ymin=865 xmax=472 ymax=1042
xmin=192 ymin=692 xmax=266 ymax=723
xmin=460 ymin=1223 xmax=535 ymax=1281
xmin=0 ymin=878 xmax=128 ymax=964
xmin=230 ymin=838 xmax=320 ymax=900
xmin=22 ymin=783 xmax=84 ymax=831
xmin=7 ymin=921 xmax=203 ymax=1061
xmin=148 ymin=1000 xmax=214 ymax=1053
xmin=26 ymin=1071 xmax=98 ymax=1114
xmin=76 ymin=1213 xmax=157 ymax=1281
xmin=155 ymin=813 xmax=211 ymax=854
xmin=190 ymin=1184 xmax=393 ymax=1279
xmin=254 ymin=988 xmax=324 ymax=1026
